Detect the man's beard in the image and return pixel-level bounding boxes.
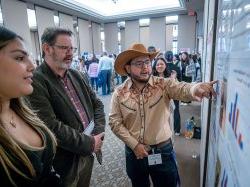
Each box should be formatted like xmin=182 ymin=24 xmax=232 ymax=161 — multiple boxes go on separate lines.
xmin=130 ymin=73 xmax=151 ymax=83
xmin=52 ymin=54 xmax=72 ymax=70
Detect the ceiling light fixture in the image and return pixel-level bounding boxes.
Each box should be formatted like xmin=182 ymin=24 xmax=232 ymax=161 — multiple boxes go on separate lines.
xmin=112 ymin=0 xmax=118 ymax=4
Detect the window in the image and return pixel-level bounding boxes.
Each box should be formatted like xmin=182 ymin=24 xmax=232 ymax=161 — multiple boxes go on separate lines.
xmin=101 ymin=31 xmax=105 ymax=52
xmin=0 ymin=3 xmax=3 ymax=25
xmin=166 ymin=15 xmax=178 ymax=24
xmin=27 ymin=9 xmax=37 ymax=29
xmin=173 ymin=25 xmax=178 ymax=37
xmin=118 ymin=31 xmax=121 ymax=42
xmin=173 ymin=41 xmax=177 ymax=54
xmin=54 ymin=15 xmax=59 ymax=26
xmin=139 ymin=18 xmax=150 ymax=26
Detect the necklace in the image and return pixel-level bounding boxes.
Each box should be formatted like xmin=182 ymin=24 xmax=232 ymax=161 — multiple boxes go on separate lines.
xmin=0 ymin=111 xmax=17 ymax=128
xmin=10 ymin=112 xmax=17 ymax=128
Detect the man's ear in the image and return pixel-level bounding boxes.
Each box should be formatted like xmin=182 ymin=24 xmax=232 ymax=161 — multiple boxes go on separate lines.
xmin=42 ymin=43 xmax=51 ymax=56
xmin=125 ymin=64 xmax=131 ymax=74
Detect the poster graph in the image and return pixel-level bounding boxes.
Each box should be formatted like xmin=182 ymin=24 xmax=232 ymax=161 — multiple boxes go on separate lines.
xmin=228 ymin=93 xmax=243 ymax=150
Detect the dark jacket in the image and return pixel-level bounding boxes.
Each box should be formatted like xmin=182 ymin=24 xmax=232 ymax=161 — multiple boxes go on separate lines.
xmin=167 ymin=62 xmax=182 ymax=82
xmin=26 ymin=62 xmax=105 ymax=178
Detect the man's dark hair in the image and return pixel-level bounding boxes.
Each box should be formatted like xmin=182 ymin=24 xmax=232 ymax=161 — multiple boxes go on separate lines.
xmin=164 ymin=51 xmax=173 ymax=62
xmin=147 ymin=46 xmax=156 ymax=53
xmin=41 ymin=27 xmax=73 ymax=58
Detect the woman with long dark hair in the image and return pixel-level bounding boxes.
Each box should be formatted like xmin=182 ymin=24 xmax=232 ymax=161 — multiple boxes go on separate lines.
xmin=152 ymin=57 xmax=181 ymax=135
xmin=0 ymin=26 xmax=59 ymax=186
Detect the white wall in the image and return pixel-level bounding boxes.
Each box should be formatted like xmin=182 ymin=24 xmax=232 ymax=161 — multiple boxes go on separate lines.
xmin=140 ymin=26 xmax=150 ymax=48
xmin=104 ymin=22 xmax=118 ymax=54
xmin=149 ymin=17 xmax=166 ymax=52
xmin=59 ymin=13 xmax=73 ymax=31
xmin=1 ymin=0 xmax=32 ymax=51
xmin=92 ymin=22 xmax=101 ymax=55
xmin=78 ymin=18 xmax=92 ymax=53
xmin=35 ymin=6 xmax=55 ymax=48
xmin=120 ymin=28 xmax=125 ymax=52
xmin=125 ymin=20 xmax=139 ymax=49
xmin=178 ymin=15 xmax=196 ymax=53
xmin=166 ymin=25 xmax=174 ymax=51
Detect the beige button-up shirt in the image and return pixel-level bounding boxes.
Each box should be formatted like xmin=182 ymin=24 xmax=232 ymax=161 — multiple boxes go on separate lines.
xmin=109 ymin=76 xmax=195 ymax=150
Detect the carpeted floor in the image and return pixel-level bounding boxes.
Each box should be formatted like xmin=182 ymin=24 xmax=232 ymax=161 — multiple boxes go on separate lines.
xmin=90 ymin=94 xmax=201 ymax=187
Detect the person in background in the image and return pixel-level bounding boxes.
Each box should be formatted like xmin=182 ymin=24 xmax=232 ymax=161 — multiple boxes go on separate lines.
xmin=98 ymin=52 xmax=113 ymax=95
xmin=0 ymin=26 xmax=59 ymax=186
xmin=79 ymin=57 xmax=87 ymax=74
xmin=191 ymin=54 xmax=201 ymax=82
xmin=180 ymin=52 xmax=192 ymax=83
xmin=88 ymin=57 xmax=99 ymax=92
xmin=173 ymin=54 xmax=182 ymax=79
xmin=164 ymin=51 xmax=182 ymax=136
xmin=152 ymin=57 xmax=176 ymax=139
xmin=26 ymin=27 xmax=105 ymax=187
xmin=147 ymin=45 xmax=157 ymax=67
xmin=113 ymin=54 xmax=120 ymax=85
xmin=109 ymin=43 xmax=217 ymax=187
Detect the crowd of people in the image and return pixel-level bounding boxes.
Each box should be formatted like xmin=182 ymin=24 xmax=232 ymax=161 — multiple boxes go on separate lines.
xmin=0 ymin=26 xmax=216 ymax=187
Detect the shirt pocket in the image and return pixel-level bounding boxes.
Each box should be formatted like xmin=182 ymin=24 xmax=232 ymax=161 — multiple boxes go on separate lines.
xmin=149 ymin=95 xmax=163 ymax=109
xmin=120 ymin=100 xmax=137 ymax=120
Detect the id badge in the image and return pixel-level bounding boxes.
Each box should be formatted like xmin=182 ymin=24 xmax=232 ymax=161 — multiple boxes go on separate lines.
xmin=148 ymin=153 xmax=162 ymax=166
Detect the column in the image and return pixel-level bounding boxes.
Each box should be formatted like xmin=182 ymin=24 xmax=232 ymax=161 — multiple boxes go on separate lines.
xmin=78 ymin=18 xmax=92 ymax=53
xmin=35 ymin=6 xmax=55 ymax=45
xmin=92 ymin=22 xmax=101 ymax=55
xmin=1 ymin=0 xmax=32 ymax=51
xmin=139 ymin=26 xmax=150 ymax=48
xmin=166 ymin=25 xmax=174 ymax=51
xmin=125 ymin=20 xmax=139 ymax=49
xmin=178 ymin=15 xmax=196 ymax=53
xmin=149 ymin=17 xmax=166 ymax=52
xmin=104 ymin=22 xmax=118 ymax=54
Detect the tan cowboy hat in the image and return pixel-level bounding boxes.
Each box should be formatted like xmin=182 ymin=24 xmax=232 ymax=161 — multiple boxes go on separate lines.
xmin=114 ymin=43 xmax=159 ymax=76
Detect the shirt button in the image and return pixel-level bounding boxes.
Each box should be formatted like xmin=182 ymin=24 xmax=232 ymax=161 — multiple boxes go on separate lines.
xmin=65 ymin=86 xmax=67 ymax=89
xmin=71 ymin=98 xmax=73 ymax=100
xmin=77 ymin=110 xmax=79 ymax=112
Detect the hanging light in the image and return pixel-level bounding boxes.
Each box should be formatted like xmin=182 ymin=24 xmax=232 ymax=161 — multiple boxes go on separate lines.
xmin=112 ymin=0 xmax=118 ymax=4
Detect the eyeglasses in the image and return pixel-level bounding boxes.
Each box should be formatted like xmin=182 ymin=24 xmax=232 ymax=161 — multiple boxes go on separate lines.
xmin=52 ymin=45 xmax=77 ymax=53
xmin=131 ymin=60 xmax=151 ymax=68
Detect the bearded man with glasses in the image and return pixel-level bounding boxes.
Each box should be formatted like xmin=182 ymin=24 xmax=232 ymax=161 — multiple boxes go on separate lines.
xmin=26 ymin=27 xmax=105 ymax=187
xmin=109 ymin=43 xmax=217 ymax=187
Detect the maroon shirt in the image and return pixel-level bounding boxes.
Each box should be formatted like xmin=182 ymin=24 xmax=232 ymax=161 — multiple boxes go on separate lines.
xmin=61 ymin=74 xmax=89 ymax=129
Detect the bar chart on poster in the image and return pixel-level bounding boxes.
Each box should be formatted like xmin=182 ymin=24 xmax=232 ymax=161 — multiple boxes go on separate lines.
xmin=205 ymin=0 xmax=250 ymax=186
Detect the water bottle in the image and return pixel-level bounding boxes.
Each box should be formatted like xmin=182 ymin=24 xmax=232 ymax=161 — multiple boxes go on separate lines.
xmin=184 ymin=116 xmax=195 ymax=139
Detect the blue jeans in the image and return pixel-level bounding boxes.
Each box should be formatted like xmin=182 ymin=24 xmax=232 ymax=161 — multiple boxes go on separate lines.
xmin=125 ymin=143 xmax=179 ymax=187
xmin=90 ymin=77 xmax=98 ymax=91
xmin=100 ymin=70 xmax=111 ymax=95
xmin=174 ymin=100 xmax=181 ymax=133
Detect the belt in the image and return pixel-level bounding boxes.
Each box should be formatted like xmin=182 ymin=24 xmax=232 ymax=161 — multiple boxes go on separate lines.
xmin=144 ymin=138 xmax=172 ymax=152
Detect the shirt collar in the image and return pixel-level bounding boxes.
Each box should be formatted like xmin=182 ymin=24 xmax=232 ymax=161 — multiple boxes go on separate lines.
xmin=126 ymin=75 xmax=154 ymax=90
xmin=44 ymin=61 xmax=68 ymax=79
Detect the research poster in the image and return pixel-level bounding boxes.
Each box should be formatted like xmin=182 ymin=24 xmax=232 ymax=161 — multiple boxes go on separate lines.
xmin=205 ymin=0 xmax=250 ymax=186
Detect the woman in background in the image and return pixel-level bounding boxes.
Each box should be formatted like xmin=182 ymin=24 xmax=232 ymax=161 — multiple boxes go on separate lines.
xmin=152 ymin=57 xmax=181 ymax=137
xmin=0 ymin=26 xmax=59 ymax=186
xmin=88 ymin=56 xmax=99 ymax=92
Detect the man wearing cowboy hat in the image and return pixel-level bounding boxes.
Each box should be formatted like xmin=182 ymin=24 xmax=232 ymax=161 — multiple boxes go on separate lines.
xmin=109 ymin=43 xmax=217 ymax=187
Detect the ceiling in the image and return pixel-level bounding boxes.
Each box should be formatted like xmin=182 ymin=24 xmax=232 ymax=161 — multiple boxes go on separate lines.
xmin=23 ymin=0 xmax=204 ymax=23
